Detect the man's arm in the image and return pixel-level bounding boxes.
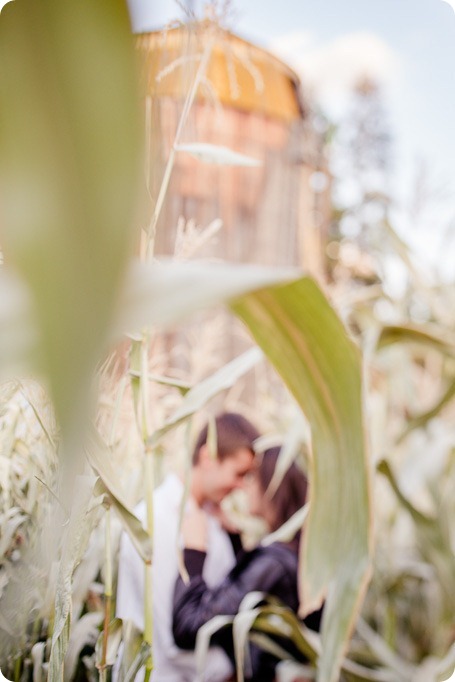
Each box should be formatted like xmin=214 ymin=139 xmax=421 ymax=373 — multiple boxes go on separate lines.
xmin=172 ymin=548 xmax=284 ymax=649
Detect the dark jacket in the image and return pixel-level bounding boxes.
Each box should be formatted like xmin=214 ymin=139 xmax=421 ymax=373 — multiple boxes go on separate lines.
xmin=173 ymin=542 xmax=319 ymax=681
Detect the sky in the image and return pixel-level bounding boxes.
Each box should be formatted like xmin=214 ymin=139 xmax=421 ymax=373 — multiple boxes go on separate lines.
xmin=127 ymin=0 xmax=455 ymax=278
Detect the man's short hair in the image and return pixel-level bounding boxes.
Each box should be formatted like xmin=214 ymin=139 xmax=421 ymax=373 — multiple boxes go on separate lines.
xmin=192 ymin=412 xmax=260 ymax=464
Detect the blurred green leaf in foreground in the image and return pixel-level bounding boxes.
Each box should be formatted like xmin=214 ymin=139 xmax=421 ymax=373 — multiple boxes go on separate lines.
xmin=0 ymin=0 xmax=143 ymax=461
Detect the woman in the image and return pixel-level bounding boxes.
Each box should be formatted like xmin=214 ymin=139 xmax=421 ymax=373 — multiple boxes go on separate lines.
xmin=172 ymin=447 xmax=321 ymax=681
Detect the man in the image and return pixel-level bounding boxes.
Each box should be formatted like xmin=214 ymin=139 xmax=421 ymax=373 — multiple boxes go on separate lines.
xmin=116 ymin=412 xmax=259 ymax=681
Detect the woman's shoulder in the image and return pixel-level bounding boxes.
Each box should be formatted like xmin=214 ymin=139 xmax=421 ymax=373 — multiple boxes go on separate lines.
xmin=262 ymin=542 xmax=299 ymax=568
xmin=235 ymin=542 xmax=298 ymax=577
xmin=227 ymin=543 xmax=299 ymax=610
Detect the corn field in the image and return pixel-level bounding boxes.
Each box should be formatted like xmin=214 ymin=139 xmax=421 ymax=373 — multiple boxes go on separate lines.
xmin=0 ymin=3 xmax=453 ymax=682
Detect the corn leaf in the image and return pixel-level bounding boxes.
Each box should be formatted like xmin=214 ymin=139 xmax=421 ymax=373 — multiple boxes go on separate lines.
xmin=148 ymin=347 xmax=262 ymax=447
xmin=276 ymin=661 xmax=315 ymax=682
xmin=113 ymin=260 xmax=300 ymax=338
xmin=195 ymin=615 xmax=234 ymax=681
xmin=253 ymin=607 xmax=397 ymax=682
xmin=233 ymin=609 xmax=261 ymax=682
xmin=397 ymin=377 xmax=455 ymax=443
xmin=378 ymin=459 xmax=455 ymax=617
xmin=230 ymin=278 xmax=371 ymax=682
xmin=249 ymin=606 xmax=319 ymax=663
xmin=117 ymin=621 xmax=151 ymax=682
xmin=249 ymin=633 xmax=297 ymax=665
xmin=31 ymin=642 xmax=46 ymax=682
xmin=95 ymin=618 xmax=123 ymax=667
xmin=265 ymin=413 xmax=309 ymax=499
xmin=49 ymin=477 xmax=104 ymax=682
xmin=377 ymin=460 xmax=437 ymax=523
xmin=65 ymin=612 xmax=103 ymax=682
xmin=355 ymin=618 xmax=415 ymax=680
xmin=230 ymin=595 xmax=298 ymax=680
xmin=94 ymin=479 xmax=152 ymax=565
xmin=377 ymin=324 xmax=455 ymax=357
xmin=87 ymin=442 xmax=152 ymax=563
xmin=434 ymin=643 xmax=455 ymax=681
xmin=128 ymin=372 xmax=192 ymax=396
xmin=0 ymin=0 xmax=142 ymax=455
xmin=0 ymin=272 xmax=36 ymax=380
xmin=413 ymin=642 xmax=455 ymax=682
xmin=260 ymin=504 xmax=309 ymax=547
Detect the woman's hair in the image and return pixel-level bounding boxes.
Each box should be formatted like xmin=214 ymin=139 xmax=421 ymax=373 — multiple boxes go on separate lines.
xmin=257 ymin=446 xmax=308 ymax=533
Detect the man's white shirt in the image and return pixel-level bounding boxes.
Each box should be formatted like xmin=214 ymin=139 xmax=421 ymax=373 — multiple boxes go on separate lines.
xmin=116 ymin=473 xmax=236 ymax=681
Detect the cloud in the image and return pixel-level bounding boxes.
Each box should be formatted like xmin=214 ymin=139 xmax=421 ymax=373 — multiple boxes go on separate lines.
xmin=270 ymin=31 xmax=402 ymax=112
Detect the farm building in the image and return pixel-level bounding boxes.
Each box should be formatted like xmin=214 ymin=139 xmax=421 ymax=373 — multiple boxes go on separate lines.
xmin=128 ymin=21 xmax=334 ymax=414
xmin=136 ymin=21 xmax=330 ymax=278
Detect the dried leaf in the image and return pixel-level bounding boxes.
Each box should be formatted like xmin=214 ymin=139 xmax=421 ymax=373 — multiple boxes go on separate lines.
xmin=95 ymin=618 xmax=123 ymax=668
xmin=175 ymin=142 xmax=261 ymax=167
xmin=148 ymin=347 xmax=262 ymax=447
xmin=87 ymin=441 xmax=152 ymax=564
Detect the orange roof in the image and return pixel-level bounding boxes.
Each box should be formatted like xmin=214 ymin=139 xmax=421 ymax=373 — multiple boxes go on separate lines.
xmin=136 ymin=23 xmax=305 ymax=123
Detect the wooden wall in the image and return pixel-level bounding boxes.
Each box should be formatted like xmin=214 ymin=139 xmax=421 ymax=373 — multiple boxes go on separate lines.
xmin=135 ymin=26 xmax=331 ymax=414
xmin=149 ymin=96 xmax=329 ymax=272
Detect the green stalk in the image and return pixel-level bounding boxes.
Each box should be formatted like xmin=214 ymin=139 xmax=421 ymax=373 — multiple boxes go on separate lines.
xmin=140 ymin=30 xmax=216 ymax=680
xmin=32 ymin=615 xmax=42 ymax=645
xmin=143 ymin=448 xmax=154 ymax=682
xmin=99 ymin=505 xmax=113 ymax=682
xmin=140 ymin=334 xmax=151 ymax=441
xmin=145 ymin=36 xmax=214 ymax=258
xmin=176 ymin=418 xmax=193 ymax=584
xmin=14 ymin=655 xmax=22 ymax=682
xmin=130 ymin=333 xmax=154 ymax=679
